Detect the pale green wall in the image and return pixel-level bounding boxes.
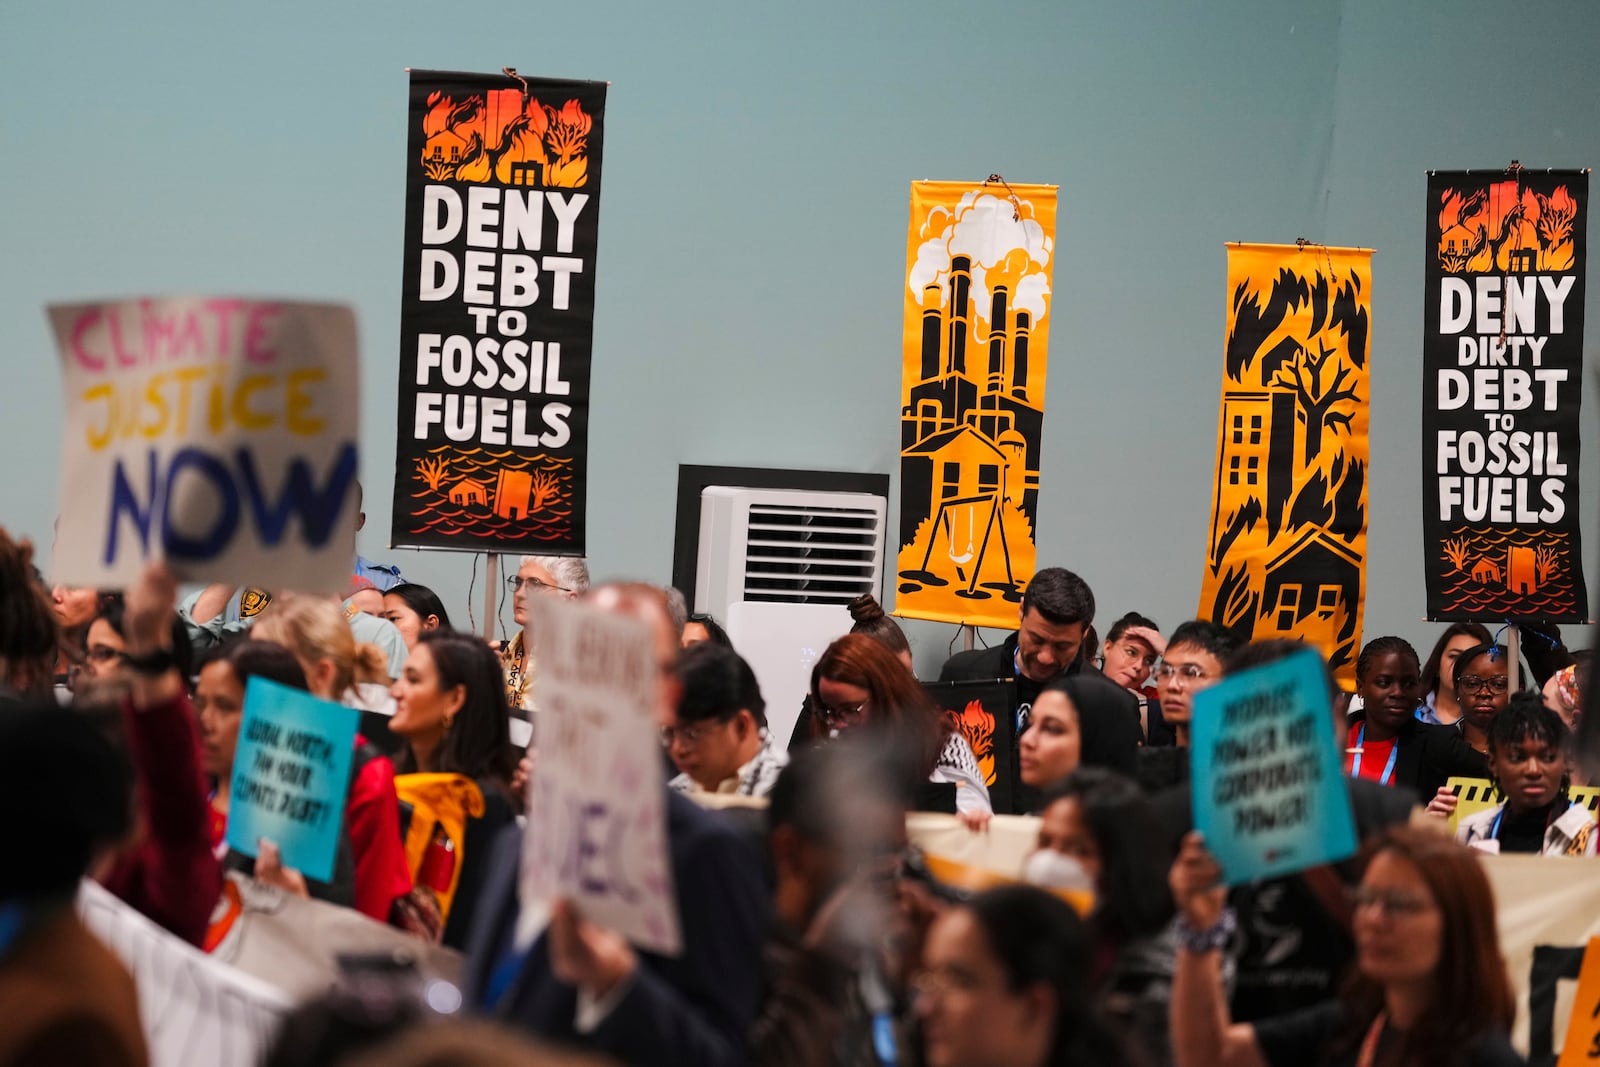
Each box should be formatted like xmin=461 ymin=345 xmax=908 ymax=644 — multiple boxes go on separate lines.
xmin=1 ymin=1 xmax=1595 ymax=671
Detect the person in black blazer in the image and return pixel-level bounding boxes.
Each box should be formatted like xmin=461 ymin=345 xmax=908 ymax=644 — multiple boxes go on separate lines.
xmin=463 ymin=791 xmax=769 ymax=1067
xmin=1343 ymin=636 xmax=1487 ymax=801
xmin=462 ymin=582 xmax=771 ymax=1067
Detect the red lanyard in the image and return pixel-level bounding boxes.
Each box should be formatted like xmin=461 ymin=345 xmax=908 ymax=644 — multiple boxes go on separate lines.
xmin=1356 ymin=1013 xmax=1386 ymax=1067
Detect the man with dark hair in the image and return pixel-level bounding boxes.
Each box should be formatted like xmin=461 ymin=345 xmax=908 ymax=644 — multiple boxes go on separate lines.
xmin=666 ymin=642 xmax=788 ymax=797
xmin=939 ymin=568 xmax=1138 ymax=783
xmin=752 ymin=739 xmax=912 ymax=1067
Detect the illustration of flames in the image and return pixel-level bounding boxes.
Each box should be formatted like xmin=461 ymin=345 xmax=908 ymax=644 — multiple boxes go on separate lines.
xmin=1437 ymin=181 xmax=1577 ymax=273
xmin=420 ymin=88 xmax=592 ymax=188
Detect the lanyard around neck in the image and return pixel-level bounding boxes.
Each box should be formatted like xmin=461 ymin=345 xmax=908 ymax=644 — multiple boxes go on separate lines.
xmin=1351 ymin=724 xmax=1398 ymax=785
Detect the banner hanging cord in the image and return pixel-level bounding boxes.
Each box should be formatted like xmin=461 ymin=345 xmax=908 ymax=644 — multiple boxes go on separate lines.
xmin=985 ymin=174 xmax=1023 ymax=222
xmin=1498 ymin=160 xmax=1525 ymax=347
xmin=466 ymin=552 xmax=480 ymax=632
xmin=502 ymin=67 xmax=530 ymax=107
xmin=1294 ymin=237 xmax=1337 ymax=286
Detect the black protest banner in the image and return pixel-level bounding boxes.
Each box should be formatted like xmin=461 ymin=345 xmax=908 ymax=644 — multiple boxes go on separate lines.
xmin=392 ymin=70 xmax=606 ymax=554
xmin=926 ymin=678 xmax=1019 ymax=814
xmin=1424 ymin=169 xmax=1587 ymax=622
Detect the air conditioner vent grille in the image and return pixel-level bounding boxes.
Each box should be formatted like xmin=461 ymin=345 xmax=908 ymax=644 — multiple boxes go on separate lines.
xmin=696 ymin=487 xmax=888 ymax=611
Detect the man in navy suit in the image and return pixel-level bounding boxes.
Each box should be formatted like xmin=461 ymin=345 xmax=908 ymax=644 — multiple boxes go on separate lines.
xmin=463 ymin=581 xmax=770 ymax=1067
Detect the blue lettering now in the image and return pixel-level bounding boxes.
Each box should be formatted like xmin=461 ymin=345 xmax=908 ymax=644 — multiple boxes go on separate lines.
xmin=162 ymin=448 xmax=241 ymax=560
xmin=100 ymin=443 xmax=358 ymax=566
xmin=235 ymin=442 xmax=358 ymax=548
xmin=104 ymin=451 xmax=160 ymax=565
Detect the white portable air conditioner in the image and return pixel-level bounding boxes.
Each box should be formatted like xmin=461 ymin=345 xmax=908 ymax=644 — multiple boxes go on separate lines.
xmin=694 ymin=486 xmax=888 ymax=749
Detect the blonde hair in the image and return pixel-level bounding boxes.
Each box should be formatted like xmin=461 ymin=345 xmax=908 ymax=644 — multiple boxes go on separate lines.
xmin=254 ymin=594 xmax=389 ymax=697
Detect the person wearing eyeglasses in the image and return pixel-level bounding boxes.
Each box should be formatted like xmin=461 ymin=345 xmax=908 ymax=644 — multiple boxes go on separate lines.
xmin=500 ymin=555 xmax=590 ymax=712
xmin=1454 ymin=693 xmax=1597 ymax=856
xmin=811 ymin=634 xmax=992 ymax=816
xmin=664 ymin=642 xmax=787 ymax=797
xmin=1449 ymin=643 xmax=1516 ymax=757
xmin=1137 ymin=621 xmax=1241 ymax=793
xmin=1168 ymin=826 xmax=1521 ymax=1067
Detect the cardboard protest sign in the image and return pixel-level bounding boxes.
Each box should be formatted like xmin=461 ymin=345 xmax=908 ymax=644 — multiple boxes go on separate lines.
xmin=520 ymin=596 xmax=679 ymax=954
xmin=79 ymin=879 xmax=292 ymax=1067
xmin=392 ymin=69 xmax=607 ymax=556
xmin=927 ymin=678 xmax=1020 ymax=814
xmin=1423 ymin=169 xmax=1588 ymax=622
xmin=225 ymin=677 xmax=359 ymax=883
xmin=1188 ymin=648 xmax=1356 ymax=884
xmin=895 ymin=180 xmax=1057 ymax=629
xmin=49 ymin=298 xmax=359 ymax=591
xmin=1198 ymin=244 xmax=1372 ymax=687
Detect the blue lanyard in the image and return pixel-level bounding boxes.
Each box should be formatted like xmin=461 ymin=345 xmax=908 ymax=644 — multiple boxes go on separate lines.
xmin=1351 ymin=725 xmax=1398 ymax=785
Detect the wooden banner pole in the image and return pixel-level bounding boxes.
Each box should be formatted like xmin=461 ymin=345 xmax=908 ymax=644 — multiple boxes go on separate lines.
xmin=484 ymin=553 xmax=499 ymax=644
xmin=1506 ymin=623 xmax=1520 ymax=694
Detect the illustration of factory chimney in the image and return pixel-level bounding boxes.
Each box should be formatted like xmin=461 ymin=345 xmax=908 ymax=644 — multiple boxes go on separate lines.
xmin=921 ymin=284 xmax=944 ymax=381
xmin=947 ymin=256 xmax=971 ymax=375
xmin=1011 ymin=310 xmax=1030 ymax=400
xmin=987 ymin=285 xmax=1009 ymax=394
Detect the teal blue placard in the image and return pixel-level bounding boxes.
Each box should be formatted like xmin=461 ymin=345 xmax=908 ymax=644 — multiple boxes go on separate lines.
xmin=1188 ymin=649 xmax=1357 ymax=885
xmin=225 ymin=677 xmax=359 ymax=883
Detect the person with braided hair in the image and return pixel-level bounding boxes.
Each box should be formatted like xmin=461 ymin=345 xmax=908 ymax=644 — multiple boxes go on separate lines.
xmin=1345 ymin=636 xmax=1485 ymax=803
xmin=1456 ymin=693 xmax=1597 ymax=856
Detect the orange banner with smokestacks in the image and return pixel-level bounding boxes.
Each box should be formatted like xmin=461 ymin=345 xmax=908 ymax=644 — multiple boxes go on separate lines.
xmin=1199 ymin=244 xmax=1372 ymax=687
xmin=895 ymin=181 xmax=1057 ymax=629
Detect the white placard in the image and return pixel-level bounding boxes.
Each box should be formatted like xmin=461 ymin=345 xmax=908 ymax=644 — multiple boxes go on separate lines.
xmin=49 ymin=298 xmax=359 ymax=591
xmin=519 ymin=595 xmax=680 ymax=954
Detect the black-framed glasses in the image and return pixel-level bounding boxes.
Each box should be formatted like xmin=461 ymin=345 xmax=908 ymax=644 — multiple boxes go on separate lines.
xmin=1458 ymin=674 xmax=1509 ymax=695
xmin=507 ymin=575 xmax=569 ymax=594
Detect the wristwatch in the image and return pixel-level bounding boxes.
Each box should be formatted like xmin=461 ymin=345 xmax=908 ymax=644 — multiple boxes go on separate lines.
xmin=123 ymin=647 xmax=178 ymax=676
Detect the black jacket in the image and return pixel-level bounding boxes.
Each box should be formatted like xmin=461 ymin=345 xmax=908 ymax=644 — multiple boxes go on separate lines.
xmin=1347 ymin=714 xmax=1487 ymax=800
xmin=938 ymin=635 xmax=1141 ymax=779
xmin=463 ymin=791 xmax=771 ymax=1067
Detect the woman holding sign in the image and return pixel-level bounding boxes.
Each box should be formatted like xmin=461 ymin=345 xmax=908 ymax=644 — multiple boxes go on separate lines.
xmin=1456 ymin=693 xmax=1597 ymax=856
xmin=1168 ymin=827 xmax=1521 ymax=1067
xmin=389 ymin=630 xmax=517 ymax=949
xmin=254 ymin=597 xmax=413 ymax=924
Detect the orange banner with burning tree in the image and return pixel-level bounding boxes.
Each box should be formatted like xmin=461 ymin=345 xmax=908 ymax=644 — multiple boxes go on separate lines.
xmin=895 ymin=180 xmax=1057 ymax=629
xmin=1199 ymin=244 xmax=1372 ymax=687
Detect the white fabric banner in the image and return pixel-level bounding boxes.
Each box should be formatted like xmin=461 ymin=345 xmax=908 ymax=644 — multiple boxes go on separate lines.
xmin=77 ymin=880 xmax=292 ymax=1067
xmin=907 ymin=814 xmax=1600 ymax=1061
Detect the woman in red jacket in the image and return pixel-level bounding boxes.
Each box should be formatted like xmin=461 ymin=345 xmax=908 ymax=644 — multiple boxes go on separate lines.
xmin=254 ymin=595 xmax=413 ymax=924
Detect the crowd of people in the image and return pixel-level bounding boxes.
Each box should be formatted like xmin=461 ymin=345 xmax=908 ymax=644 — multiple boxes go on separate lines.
xmin=1 ymin=521 xmax=1594 ymax=1066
